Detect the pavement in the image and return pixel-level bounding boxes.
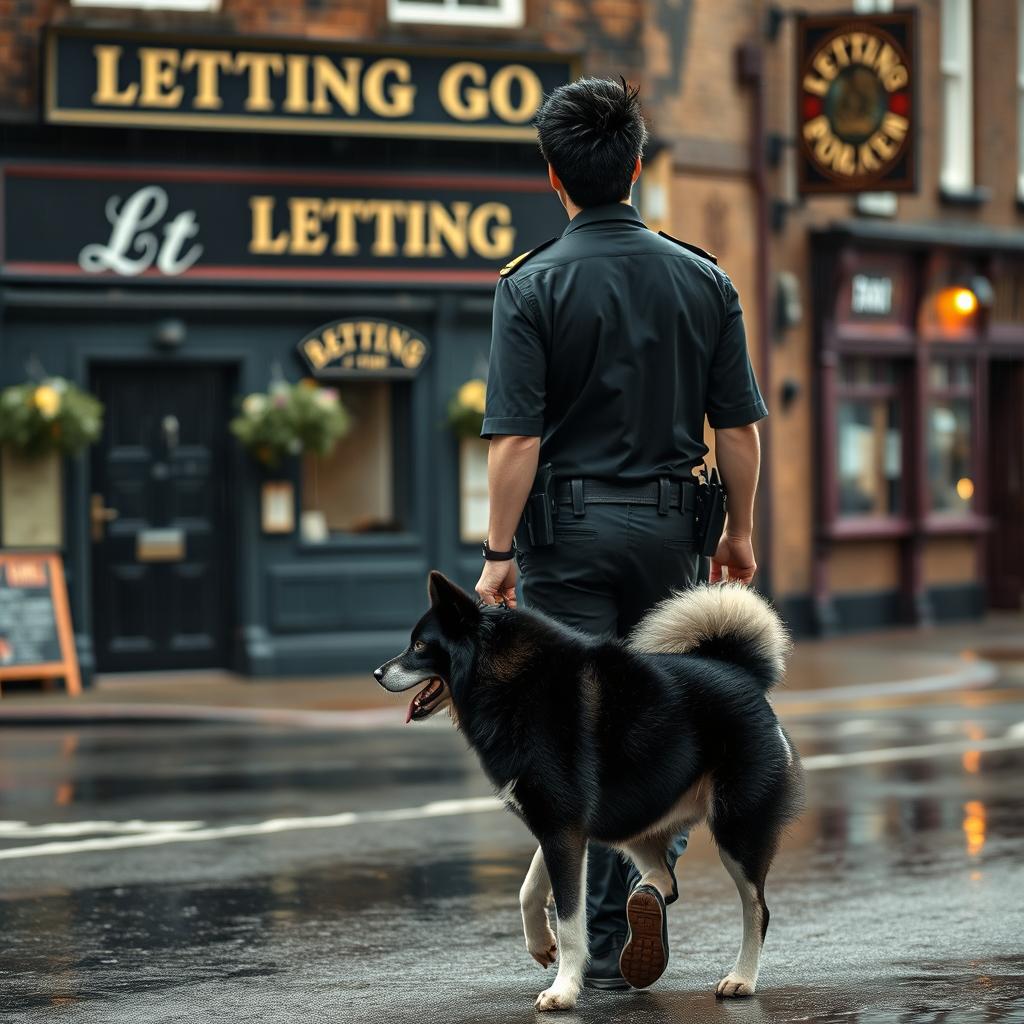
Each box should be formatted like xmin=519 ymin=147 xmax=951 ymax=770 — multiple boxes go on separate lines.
xmin=1 ymin=613 xmax=1020 ymax=723
xmin=1 ymin=614 xmax=1023 ymax=1022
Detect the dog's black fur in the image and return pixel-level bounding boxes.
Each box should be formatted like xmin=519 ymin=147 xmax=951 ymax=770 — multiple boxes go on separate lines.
xmin=375 ymin=571 xmax=804 ymax=1009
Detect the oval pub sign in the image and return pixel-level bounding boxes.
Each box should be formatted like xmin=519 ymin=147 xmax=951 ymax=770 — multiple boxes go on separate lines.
xmin=297 ymin=318 xmax=430 ymax=378
xmin=796 ymin=12 xmax=915 ymax=194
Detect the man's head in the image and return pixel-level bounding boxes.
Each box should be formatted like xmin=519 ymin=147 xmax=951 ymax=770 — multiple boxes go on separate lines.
xmin=535 ymin=76 xmax=648 ymax=210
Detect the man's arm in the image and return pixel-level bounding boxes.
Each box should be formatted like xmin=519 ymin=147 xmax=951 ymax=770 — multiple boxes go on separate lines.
xmin=710 ymin=423 xmax=760 ymax=584
xmin=474 ymin=435 xmax=539 ymax=606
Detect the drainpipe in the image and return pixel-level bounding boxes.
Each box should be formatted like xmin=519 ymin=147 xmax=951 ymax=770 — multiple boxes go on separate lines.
xmin=735 ymin=40 xmax=774 ymax=599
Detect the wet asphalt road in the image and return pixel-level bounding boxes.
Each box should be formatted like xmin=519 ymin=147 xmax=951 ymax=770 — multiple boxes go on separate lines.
xmin=1 ymin=682 xmax=1023 ymax=1024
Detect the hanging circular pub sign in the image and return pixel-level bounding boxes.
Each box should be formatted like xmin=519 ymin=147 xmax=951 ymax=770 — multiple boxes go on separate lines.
xmin=796 ymin=11 xmax=916 ymax=194
xmin=297 ymin=318 xmax=430 ymax=378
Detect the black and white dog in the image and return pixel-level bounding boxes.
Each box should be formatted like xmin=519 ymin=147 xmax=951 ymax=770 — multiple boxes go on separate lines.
xmin=374 ymin=572 xmax=803 ymax=1011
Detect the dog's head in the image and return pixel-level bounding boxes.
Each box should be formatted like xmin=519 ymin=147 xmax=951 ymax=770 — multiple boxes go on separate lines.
xmin=373 ymin=571 xmax=480 ymax=723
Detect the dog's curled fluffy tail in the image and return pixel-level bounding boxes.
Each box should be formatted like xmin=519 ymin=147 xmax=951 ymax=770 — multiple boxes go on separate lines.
xmin=627 ymin=583 xmax=791 ymax=691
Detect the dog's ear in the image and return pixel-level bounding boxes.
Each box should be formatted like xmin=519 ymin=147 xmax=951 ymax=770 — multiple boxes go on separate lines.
xmin=428 ymin=571 xmax=479 ymax=636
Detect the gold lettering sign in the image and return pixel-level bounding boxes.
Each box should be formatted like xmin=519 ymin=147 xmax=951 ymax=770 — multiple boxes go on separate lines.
xmin=297 ymin=319 xmax=430 ymax=378
xmin=796 ymin=12 xmax=916 ymax=194
xmin=248 ymin=196 xmax=515 ymax=262
xmin=46 ymin=27 xmax=575 ymax=142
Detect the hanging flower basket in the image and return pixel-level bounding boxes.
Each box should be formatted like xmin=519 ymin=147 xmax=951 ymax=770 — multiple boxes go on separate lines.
xmin=230 ymin=378 xmax=351 ymax=468
xmin=0 ymin=378 xmax=104 ymax=458
xmin=447 ymin=378 xmax=487 ymax=440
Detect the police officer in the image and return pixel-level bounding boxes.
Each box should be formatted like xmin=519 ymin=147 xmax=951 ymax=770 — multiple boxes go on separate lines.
xmin=474 ymin=77 xmax=767 ymax=991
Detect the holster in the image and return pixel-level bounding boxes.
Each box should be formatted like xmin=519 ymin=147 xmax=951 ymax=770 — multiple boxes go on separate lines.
xmin=522 ymin=462 xmax=556 ymax=548
xmin=695 ymin=466 xmax=727 ymax=557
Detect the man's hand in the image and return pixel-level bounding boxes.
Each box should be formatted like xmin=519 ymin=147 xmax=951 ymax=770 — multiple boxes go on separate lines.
xmin=475 ymin=559 xmax=518 ymax=607
xmin=710 ymin=533 xmax=756 ymax=585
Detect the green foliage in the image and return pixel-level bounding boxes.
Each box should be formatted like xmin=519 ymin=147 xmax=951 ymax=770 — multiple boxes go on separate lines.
xmin=447 ymin=378 xmax=487 ymax=440
xmin=230 ymin=379 xmax=351 ymax=467
xmin=0 ymin=378 xmax=104 ymax=458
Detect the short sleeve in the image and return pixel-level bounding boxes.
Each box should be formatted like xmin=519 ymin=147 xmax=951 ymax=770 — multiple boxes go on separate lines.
xmin=481 ymin=276 xmax=547 ymax=439
xmin=705 ymin=275 xmax=768 ymax=429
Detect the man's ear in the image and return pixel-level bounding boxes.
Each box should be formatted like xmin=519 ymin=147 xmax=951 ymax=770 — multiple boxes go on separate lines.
xmin=427 ymin=571 xmax=480 ymax=636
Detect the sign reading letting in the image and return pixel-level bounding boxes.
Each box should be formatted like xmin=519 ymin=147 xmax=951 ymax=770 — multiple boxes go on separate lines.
xmin=44 ymin=26 xmax=575 ymax=141
xmin=0 ymin=163 xmax=558 ymax=286
xmin=297 ymin=318 xmax=430 ymax=378
xmin=795 ymin=12 xmax=916 ymax=194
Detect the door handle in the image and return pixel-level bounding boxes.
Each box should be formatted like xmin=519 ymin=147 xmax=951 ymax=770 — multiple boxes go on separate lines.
xmin=90 ymin=493 xmax=119 ymax=542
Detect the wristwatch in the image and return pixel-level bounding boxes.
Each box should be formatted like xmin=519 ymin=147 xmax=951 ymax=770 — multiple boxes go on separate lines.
xmin=482 ymin=539 xmax=516 ymax=561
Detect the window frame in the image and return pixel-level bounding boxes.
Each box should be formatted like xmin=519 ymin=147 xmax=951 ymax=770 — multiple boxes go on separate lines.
xmin=924 ymin=357 xmax=982 ymax=524
xmin=940 ymin=0 xmax=975 ymax=195
xmin=1019 ymin=0 xmax=1024 ymax=200
xmin=387 ymin=0 xmax=524 ymax=28
xmin=298 ymin=380 xmax=416 ymax=551
xmin=831 ymin=356 xmax=912 ymax=534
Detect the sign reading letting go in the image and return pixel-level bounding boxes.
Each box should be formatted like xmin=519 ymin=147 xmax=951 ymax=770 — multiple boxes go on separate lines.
xmin=45 ymin=26 xmax=575 ymax=141
xmin=795 ymin=12 xmax=916 ymax=194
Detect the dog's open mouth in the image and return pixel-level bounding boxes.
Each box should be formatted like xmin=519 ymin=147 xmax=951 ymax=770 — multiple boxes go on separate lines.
xmin=406 ymin=677 xmax=447 ymax=723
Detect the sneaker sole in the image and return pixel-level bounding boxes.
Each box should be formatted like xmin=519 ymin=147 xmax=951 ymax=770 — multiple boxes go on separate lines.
xmin=619 ymin=889 xmax=668 ymax=989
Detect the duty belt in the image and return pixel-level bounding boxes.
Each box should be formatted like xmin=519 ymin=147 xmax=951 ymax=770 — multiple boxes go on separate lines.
xmin=554 ymin=477 xmax=696 ymax=516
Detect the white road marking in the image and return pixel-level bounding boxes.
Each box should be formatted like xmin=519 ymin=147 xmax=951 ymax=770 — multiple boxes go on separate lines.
xmin=0 ymin=820 xmax=202 ymax=838
xmin=2 ymin=731 xmax=1023 ymax=862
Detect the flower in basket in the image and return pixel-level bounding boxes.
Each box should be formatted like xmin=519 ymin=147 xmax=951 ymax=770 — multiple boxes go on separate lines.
xmin=230 ymin=378 xmax=350 ymax=468
xmin=0 ymin=377 xmax=104 ymax=458
xmin=447 ymin=378 xmax=487 ymax=440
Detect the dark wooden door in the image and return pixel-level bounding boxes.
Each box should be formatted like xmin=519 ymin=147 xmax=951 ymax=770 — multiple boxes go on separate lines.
xmin=989 ymin=362 xmax=1024 ymax=610
xmin=90 ymin=365 xmax=232 ymax=671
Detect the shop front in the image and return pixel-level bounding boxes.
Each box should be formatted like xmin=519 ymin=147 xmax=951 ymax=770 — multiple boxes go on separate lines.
xmin=809 ymin=221 xmax=1024 ymax=632
xmin=0 ymin=29 xmax=572 ymax=680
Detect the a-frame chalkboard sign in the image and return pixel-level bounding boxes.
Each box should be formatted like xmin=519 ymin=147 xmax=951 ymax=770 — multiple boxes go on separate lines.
xmin=0 ymin=553 xmax=81 ymax=696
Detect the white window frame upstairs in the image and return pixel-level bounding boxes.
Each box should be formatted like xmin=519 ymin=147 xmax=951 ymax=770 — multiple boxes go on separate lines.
xmin=1018 ymin=0 xmax=1024 ymax=199
xmin=940 ymin=0 xmax=975 ymax=194
xmin=71 ymin=0 xmax=220 ymax=9
xmin=388 ymin=0 xmax=523 ymax=28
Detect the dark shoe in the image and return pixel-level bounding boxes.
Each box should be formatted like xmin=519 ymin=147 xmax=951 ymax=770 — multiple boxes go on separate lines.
xmin=619 ymin=884 xmax=669 ymax=989
xmin=583 ymin=934 xmax=631 ymax=990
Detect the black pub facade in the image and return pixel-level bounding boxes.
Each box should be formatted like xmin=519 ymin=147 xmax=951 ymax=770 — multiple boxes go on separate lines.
xmin=0 ymin=25 xmax=576 ymax=680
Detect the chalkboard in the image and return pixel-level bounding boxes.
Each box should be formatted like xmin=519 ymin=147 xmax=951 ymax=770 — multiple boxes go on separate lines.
xmin=0 ymin=553 xmax=81 ymax=695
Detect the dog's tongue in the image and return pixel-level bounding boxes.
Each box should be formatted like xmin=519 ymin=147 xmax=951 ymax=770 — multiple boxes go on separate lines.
xmin=405 ymin=698 xmax=416 ymax=725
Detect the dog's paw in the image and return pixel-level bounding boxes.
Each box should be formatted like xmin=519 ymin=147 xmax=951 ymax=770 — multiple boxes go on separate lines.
xmin=528 ymin=935 xmax=557 ymax=968
xmin=535 ymin=986 xmax=577 ymax=1011
xmin=715 ymin=973 xmax=756 ymax=997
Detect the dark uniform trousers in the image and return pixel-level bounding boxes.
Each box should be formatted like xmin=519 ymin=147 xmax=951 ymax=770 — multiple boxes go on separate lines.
xmin=516 ymin=498 xmax=707 ymax=955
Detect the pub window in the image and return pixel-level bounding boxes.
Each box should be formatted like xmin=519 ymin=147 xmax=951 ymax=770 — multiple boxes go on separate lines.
xmin=927 ymin=359 xmax=975 ymax=515
xmin=71 ymin=0 xmax=220 ymax=8
xmin=388 ymin=0 xmax=523 ymax=27
xmin=836 ymin=358 xmax=904 ymax=518
xmin=940 ymin=0 xmax=974 ymax=194
xmin=301 ymin=382 xmax=408 ymax=537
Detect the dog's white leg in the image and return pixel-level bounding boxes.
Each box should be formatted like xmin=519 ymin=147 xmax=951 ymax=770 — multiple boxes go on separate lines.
xmin=535 ymin=842 xmax=588 ymax=1012
xmin=716 ymin=849 xmax=765 ymax=996
xmin=617 ymin=835 xmax=676 ymax=901
xmin=521 ymin=845 xmax=557 ymax=968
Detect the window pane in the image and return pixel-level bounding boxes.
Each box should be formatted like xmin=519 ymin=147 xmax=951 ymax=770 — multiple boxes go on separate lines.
xmin=837 ymin=398 xmax=902 ymax=516
xmin=839 ymin=357 xmax=896 ymax=388
xmin=929 ymin=358 xmax=974 ymax=391
xmin=928 ymin=398 xmax=974 ymax=513
xmin=302 ymin=382 xmax=403 ymax=535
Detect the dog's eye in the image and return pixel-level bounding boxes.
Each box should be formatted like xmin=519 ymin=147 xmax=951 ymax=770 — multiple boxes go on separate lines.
xmin=413 ymin=640 xmax=426 ymax=652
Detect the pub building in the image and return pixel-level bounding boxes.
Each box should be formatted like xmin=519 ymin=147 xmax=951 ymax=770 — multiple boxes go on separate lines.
xmin=1 ymin=2 xmax=1023 ymax=686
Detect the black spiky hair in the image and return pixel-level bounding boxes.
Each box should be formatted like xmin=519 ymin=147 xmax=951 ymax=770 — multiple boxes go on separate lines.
xmin=534 ymin=75 xmax=649 ymax=208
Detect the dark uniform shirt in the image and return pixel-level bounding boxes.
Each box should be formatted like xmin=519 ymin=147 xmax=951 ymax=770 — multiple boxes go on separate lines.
xmin=481 ymin=202 xmax=767 ymax=483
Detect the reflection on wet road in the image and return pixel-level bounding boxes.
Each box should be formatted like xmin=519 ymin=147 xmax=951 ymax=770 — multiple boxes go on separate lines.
xmin=1 ymin=684 xmax=1023 ymax=1023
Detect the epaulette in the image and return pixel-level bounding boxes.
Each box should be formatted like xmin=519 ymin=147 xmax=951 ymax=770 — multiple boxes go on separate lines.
xmin=657 ymin=230 xmax=718 ymax=265
xmin=498 ymin=237 xmax=558 ymax=278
